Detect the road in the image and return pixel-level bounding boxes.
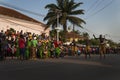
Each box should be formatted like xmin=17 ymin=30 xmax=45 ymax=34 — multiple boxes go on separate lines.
xmin=0 ymin=54 xmax=120 ymax=80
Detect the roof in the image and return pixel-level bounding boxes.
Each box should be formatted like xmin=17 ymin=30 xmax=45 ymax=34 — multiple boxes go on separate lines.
xmin=66 ymin=32 xmax=84 ymax=39
xmin=0 ymin=6 xmax=40 ymax=23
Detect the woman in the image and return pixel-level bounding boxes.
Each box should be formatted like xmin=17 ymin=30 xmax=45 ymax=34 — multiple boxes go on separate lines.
xmin=19 ymin=35 xmax=25 ymax=60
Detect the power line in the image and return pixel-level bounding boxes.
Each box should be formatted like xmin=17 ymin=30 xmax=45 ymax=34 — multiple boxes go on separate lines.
xmin=0 ymin=1 xmax=45 ymax=17
xmin=79 ymin=0 xmax=114 ymax=35
xmin=83 ymin=27 xmax=98 ymax=35
xmin=86 ymin=0 xmax=101 ymax=14
xmin=85 ymin=0 xmax=114 ymax=19
xmin=87 ymin=0 xmax=105 ymax=16
xmin=92 ymin=0 xmax=105 ymax=11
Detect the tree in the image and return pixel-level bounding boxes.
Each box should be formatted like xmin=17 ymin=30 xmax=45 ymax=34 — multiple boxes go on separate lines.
xmin=90 ymin=38 xmax=99 ymax=46
xmin=107 ymin=39 xmax=118 ymax=48
xmin=82 ymin=32 xmax=89 ymax=38
xmin=44 ymin=0 xmax=86 ymax=32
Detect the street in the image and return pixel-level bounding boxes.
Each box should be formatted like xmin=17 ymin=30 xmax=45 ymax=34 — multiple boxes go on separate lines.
xmin=0 ymin=54 xmax=120 ymax=80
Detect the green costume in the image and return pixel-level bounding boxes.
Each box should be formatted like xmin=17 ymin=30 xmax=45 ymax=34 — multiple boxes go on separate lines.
xmin=31 ymin=40 xmax=38 ymax=47
xmin=39 ymin=43 xmax=44 ymax=59
xmin=15 ymin=39 xmax=20 ymax=57
xmin=25 ymin=46 xmax=29 ymax=59
xmin=55 ymin=47 xmax=61 ymax=57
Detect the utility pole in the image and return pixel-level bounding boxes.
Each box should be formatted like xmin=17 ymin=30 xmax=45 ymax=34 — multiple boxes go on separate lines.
xmin=55 ymin=9 xmax=62 ymax=42
xmin=73 ymin=24 xmax=75 ymax=56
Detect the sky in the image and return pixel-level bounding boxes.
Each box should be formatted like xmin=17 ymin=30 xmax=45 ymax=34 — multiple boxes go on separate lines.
xmin=0 ymin=0 xmax=120 ymax=43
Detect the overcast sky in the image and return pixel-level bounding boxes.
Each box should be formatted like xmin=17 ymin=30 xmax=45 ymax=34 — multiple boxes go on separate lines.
xmin=0 ymin=0 xmax=120 ymax=43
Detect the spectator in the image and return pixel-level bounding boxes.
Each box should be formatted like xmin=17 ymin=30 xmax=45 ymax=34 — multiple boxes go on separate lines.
xmin=19 ymin=34 xmax=25 ymax=60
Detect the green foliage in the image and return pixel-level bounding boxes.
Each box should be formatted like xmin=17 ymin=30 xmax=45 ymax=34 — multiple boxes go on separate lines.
xmin=9 ymin=28 xmax=15 ymax=32
xmin=78 ymin=40 xmax=85 ymax=45
xmin=59 ymin=30 xmax=66 ymax=42
xmin=7 ymin=28 xmax=16 ymax=36
xmin=50 ymin=30 xmax=56 ymax=37
xmin=82 ymin=32 xmax=89 ymax=38
xmin=107 ymin=39 xmax=118 ymax=48
xmin=90 ymin=38 xmax=99 ymax=46
xmin=44 ymin=0 xmax=85 ymax=31
xmin=49 ymin=30 xmax=67 ymax=42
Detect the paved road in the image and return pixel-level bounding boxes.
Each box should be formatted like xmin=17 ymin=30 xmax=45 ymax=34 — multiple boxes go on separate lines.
xmin=0 ymin=54 xmax=120 ymax=80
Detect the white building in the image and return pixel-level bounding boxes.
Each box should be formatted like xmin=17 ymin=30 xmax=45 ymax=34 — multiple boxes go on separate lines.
xmin=0 ymin=6 xmax=49 ymax=35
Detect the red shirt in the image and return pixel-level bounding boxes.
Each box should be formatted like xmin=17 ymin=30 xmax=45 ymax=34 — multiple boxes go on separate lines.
xmin=54 ymin=40 xmax=58 ymax=48
xmin=19 ymin=38 xmax=25 ymax=48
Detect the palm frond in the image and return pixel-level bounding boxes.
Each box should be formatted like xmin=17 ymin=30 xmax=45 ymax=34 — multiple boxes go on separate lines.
xmin=71 ymin=2 xmax=83 ymax=10
xmin=45 ymin=4 xmax=58 ymax=9
xmin=45 ymin=20 xmax=56 ymax=30
xmin=43 ymin=12 xmax=56 ymax=21
xmin=68 ymin=16 xmax=86 ymax=28
xmin=70 ymin=10 xmax=84 ymax=15
xmin=57 ymin=0 xmax=64 ymax=9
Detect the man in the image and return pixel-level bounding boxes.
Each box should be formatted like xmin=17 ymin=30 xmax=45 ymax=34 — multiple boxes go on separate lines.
xmin=93 ymin=34 xmax=106 ymax=59
xmin=85 ymin=38 xmax=91 ymax=59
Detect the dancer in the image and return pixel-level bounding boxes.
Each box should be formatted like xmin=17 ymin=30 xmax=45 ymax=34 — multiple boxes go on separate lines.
xmin=85 ymin=38 xmax=91 ymax=59
xmin=93 ymin=34 xmax=106 ymax=59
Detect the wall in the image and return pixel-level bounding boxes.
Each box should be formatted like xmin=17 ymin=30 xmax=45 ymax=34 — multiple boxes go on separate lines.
xmin=0 ymin=15 xmax=49 ymax=35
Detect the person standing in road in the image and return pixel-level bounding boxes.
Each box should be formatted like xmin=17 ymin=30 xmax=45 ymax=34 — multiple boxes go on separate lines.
xmin=85 ymin=38 xmax=91 ymax=59
xmin=93 ymin=34 xmax=106 ymax=59
xmin=19 ymin=35 xmax=25 ymax=60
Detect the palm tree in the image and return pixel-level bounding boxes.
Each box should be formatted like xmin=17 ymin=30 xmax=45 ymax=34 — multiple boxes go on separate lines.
xmin=82 ymin=32 xmax=89 ymax=39
xmin=44 ymin=0 xmax=86 ymax=32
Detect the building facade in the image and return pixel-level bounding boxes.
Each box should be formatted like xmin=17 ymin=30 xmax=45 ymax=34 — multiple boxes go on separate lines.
xmin=0 ymin=6 xmax=49 ymax=35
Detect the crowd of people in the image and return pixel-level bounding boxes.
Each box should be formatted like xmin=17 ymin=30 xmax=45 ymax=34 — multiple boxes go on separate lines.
xmin=0 ymin=28 xmax=66 ymax=60
xmin=0 ymin=28 xmax=120 ymax=61
xmin=0 ymin=28 xmax=90 ymax=61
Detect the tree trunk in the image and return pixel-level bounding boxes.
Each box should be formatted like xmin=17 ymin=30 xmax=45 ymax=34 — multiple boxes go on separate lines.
xmin=63 ymin=23 xmax=67 ymax=32
xmin=62 ymin=23 xmax=68 ymax=42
